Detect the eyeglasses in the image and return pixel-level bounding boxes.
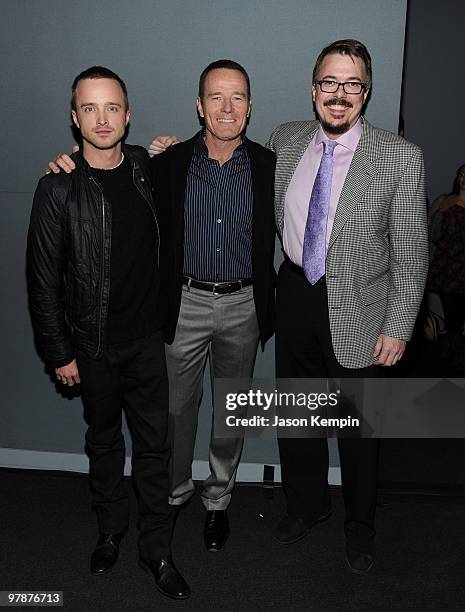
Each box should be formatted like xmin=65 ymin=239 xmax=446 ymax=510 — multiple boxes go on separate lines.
xmin=315 ymin=80 xmax=367 ymax=95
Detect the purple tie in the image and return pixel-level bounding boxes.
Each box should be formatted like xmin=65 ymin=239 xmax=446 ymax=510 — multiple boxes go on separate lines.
xmin=302 ymin=140 xmax=338 ymax=284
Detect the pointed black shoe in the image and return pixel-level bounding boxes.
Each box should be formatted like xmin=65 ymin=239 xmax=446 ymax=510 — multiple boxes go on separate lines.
xmin=274 ymin=512 xmax=331 ymax=545
xmin=346 ymin=545 xmax=375 ymax=574
xmin=90 ymin=532 xmax=124 ymax=575
xmin=204 ymin=510 xmax=230 ymax=552
xmin=139 ymin=558 xmax=190 ymax=600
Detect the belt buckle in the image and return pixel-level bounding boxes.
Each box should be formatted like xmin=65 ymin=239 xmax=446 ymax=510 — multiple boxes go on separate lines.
xmin=212 ymin=280 xmax=243 ymax=295
xmin=213 ymin=282 xmax=222 ymax=295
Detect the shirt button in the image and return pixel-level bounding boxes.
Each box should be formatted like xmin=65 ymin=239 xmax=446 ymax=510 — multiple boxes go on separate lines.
xmin=217 ymin=219 xmax=222 ymax=223
xmin=216 ymin=248 xmax=220 ymax=252
xmin=140 ymin=177 xmax=145 ymax=182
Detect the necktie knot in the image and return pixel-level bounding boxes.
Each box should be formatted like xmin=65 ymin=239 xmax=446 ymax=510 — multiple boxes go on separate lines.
xmin=322 ymin=140 xmax=337 ymax=156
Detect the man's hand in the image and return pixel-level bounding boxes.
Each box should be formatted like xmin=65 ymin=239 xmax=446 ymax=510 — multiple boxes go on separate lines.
xmin=55 ymin=359 xmax=81 ymax=386
xmin=45 ymin=145 xmax=79 ymax=174
xmin=373 ymin=334 xmax=406 ymax=366
xmin=148 ymin=135 xmax=180 ymax=157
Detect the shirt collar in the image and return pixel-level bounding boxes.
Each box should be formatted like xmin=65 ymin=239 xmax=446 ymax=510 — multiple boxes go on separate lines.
xmin=315 ymin=117 xmax=363 ymax=152
xmin=195 ymin=128 xmax=247 ymax=161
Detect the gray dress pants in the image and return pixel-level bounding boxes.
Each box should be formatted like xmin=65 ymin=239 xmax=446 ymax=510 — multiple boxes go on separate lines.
xmin=165 ymin=284 xmax=259 ymax=510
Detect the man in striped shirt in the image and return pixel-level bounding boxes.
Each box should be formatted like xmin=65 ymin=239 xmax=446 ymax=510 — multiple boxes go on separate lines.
xmin=150 ymin=60 xmax=276 ymax=552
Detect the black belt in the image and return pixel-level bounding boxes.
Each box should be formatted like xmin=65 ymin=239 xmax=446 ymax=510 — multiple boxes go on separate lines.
xmin=182 ymin=276 xmax=253 ymax=294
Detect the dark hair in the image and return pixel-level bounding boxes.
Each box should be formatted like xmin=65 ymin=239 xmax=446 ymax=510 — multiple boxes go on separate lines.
xmin=198 ymin=59 xmax=251 ymax=99
xmin=312 ymin=39 xmax=372 ymax=89
xmin=452 ymin=164 xmax=465 ymax=194
xmin=71 ymin=66 xmax=129 ymax=111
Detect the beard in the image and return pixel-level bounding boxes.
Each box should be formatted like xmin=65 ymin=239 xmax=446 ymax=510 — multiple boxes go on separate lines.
xmin=320 ymin=118 xmax=351 ymax=135
xmin=82 ymin=132 xmax=124 ymax=151
xmin=319 ymin=98 xmax=353 ymax=135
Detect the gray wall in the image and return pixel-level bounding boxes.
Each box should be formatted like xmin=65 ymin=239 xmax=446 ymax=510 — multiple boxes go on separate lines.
xmin=402 ymin=0 xmax=465 ymax=202
xmin=1 ymin=0 xmax=407 ymax=468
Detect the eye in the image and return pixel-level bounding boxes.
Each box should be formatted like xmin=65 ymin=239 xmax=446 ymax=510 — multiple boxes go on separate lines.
xmin=107 ymin=105 xmax=119 ymax=112
xmin=323 ymin=80 xmax=337 ymax=87
xmin=83 ymin=106 xmax=94 ymax=112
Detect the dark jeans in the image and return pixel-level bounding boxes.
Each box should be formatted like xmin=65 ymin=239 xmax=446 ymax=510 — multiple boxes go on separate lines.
xmin=276 ymin=262 xmax=380 ymax=553
xmin=76 ymin=331 xmax=173 ymax=559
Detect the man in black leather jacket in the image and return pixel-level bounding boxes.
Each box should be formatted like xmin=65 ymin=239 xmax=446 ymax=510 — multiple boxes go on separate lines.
xmin=27 ymin=66 xmax=189 ymax=600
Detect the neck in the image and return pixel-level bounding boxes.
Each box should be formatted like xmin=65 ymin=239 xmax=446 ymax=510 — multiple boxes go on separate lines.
xmin=204 ymin=133 xmax=242 ymax=165
xmin=82 ymin=143 xmax=123 ymax=169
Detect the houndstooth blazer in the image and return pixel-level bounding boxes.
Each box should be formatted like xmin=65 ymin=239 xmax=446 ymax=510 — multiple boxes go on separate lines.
xmin=267 ymin=118 xmax=429 ymax=368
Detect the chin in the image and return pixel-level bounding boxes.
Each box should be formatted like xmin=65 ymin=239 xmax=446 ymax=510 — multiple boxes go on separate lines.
xmin=321 ymin=119 xmax=351 ymax=135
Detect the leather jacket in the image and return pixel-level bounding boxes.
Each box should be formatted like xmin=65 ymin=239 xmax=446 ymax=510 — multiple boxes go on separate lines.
xmin=27 ymin=144 xmax=159 ymax=368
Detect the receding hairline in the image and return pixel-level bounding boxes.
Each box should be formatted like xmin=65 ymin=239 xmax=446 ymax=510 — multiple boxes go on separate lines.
xmin=199 ymin=67 xmax=251 ymax=98
xmin=71 ymin=70 xmax=129 ymax=111
xmin=315 ymin=51 xmax=369 ymax=84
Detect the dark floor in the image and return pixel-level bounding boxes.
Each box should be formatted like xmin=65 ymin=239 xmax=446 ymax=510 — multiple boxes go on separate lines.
xmin=1 ymin=469 xmax=465 ymax=611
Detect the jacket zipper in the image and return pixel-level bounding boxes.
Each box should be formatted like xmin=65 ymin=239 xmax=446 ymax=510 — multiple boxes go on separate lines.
xmin=89 ymin=175 xmax=106 ymax=357
xmin=132 ymin=162 xmax=160 ymax=266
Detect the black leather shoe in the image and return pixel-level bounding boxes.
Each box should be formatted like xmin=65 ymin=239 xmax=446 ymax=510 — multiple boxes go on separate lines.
xmin=346 ymin=546 xmax=375 ymax=573
xmin=90 ymin=532 xmax=123 ymax=575
xmin=139 ymin=558 xmax=190 ymax=600
xmin=274 ymin=512 xmax=331 ymax=545
xmin=204 ymin=510 xmax=230 ymax=552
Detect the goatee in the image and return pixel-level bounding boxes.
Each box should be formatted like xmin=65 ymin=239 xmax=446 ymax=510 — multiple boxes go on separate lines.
xmin=320 ymin=119 xmax=350 ymax=135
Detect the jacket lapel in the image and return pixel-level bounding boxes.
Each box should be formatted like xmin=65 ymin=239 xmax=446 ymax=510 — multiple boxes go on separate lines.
xmin=166 ymin=135 xmax=198 ymax=265
xmin=275 ymin=122 xmax=319 ymax=233
xmin=328 ymin=120 xmax=379 ymax=250
xmin=247 ymin=139 xmax=268 ymax=279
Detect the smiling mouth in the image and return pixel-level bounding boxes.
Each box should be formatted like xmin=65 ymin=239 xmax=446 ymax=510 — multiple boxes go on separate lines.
xmin=324 ymin=99 xmax=353 ymax=110
xmin=217 ymin=118 xmax=235 ymax=123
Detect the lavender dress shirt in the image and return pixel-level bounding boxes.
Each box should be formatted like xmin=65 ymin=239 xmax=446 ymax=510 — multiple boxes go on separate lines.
xmin=283 ymin=118 xmax=363 ymax=266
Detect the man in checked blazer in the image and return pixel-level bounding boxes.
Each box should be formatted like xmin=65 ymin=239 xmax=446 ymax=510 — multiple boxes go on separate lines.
xmin=267 ymin=39 xmax=428 ymax=572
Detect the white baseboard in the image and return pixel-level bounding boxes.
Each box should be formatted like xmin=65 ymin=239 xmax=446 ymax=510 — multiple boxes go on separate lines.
xmin=0 ymin=448 xmax=341 ymax=486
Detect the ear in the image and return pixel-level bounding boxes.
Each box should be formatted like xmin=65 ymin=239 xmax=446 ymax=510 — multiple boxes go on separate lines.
xmin=196 ymin=97 xmax=204 ymax=118
xmin=247 ymin=99 xmax=252 ymax=118
xmin=311 ymin=84 xmax=316 ymax=103
xmin=125 ymin=108 xmax=131 ymax=126
xmin=362 ymin=88 xmax=369 ymax=104
xmin=71 ymin=109 xmax=80 ymax=129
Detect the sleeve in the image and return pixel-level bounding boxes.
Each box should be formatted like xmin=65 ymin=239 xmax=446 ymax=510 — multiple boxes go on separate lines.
xmin=26 ymin=179 xmax=74 ymax=368
xmin=381 ymin=146 xmax=429 ymax=340
xmin=265 ymin=125 xmax=280 ymax=152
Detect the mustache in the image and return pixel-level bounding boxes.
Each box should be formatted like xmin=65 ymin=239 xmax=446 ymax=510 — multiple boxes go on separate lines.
xmin=323 ymin=98 xmax=353 ymax=108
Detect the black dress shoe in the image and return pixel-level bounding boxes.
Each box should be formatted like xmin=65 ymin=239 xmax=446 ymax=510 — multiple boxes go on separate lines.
xmin=90 ymin=532 xmax=124 ymax=575
xmin=139 ymin=558 xmax=190 ymax=600
xmin=274 ymin=512 xmax=331 ymax=545
xmin=204 ymin=510 xmax=230 ymax=552
xmin=345 ymin=546 xmax=375 ymax=573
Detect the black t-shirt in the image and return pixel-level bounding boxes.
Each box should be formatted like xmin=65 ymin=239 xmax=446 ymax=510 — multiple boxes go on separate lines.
xmin=91 ymin=157 xmax=161 ymax=344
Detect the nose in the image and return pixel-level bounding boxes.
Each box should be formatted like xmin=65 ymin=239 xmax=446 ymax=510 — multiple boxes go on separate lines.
xmin=221 ymin=97 xmax=233 ymax=113
xmin=334 ymin=83 xmax=347 ymax=98
xmin=96 ymin=110 xmax=109 ymax=125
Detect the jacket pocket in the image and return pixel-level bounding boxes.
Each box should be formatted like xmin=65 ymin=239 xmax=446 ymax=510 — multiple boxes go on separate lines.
xmin=360 ymin=280 xmax=388 ymax=305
